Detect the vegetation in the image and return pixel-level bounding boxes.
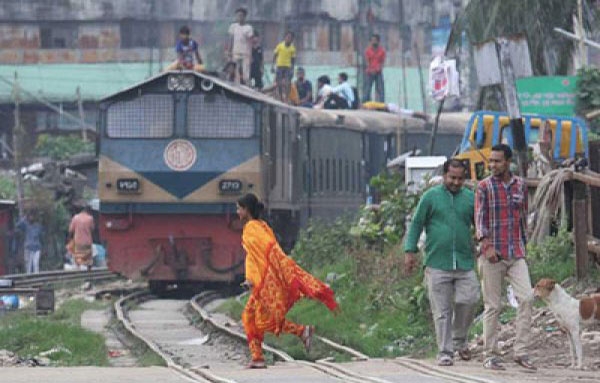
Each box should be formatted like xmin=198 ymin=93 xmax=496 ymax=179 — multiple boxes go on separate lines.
xmin=34 ymin=134 xmax=94 ymax=160
xmin=455 ymin=0 xmax=578 ymax=75
xmin=576 ymin=66 xmax=600 ymax=132
xmin=0 ymin=299 xmax=109 ymax=366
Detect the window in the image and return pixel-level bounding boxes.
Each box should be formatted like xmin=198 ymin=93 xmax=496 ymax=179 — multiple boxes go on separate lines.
xmin=325 ymin=159 xmax=330 ymax=191
xmin=332 ymin=159 xmax=337 ymax=191
xmin=356 ymin=162 xmax=362 ymax=193
xmin=345 ymin=160 xmax=350 ymax=191
xmin=318 ymin=159 xmax=324 ymax=192
xmin=187 ymin=94 xmax=254 ymax=138
xmin=107 ymin=94 xmax=173 ymax=138
xmin=338 ymin=159 xmax=343 ymax=192
xmin=329 ymin=23 xmax=341 ymax=51
xmin=302 ymin=161 xmax=307 ymax=194
xmin=40 ymin=24 xmax=78 ymax=48
xmin=120 ymin=19 xmax=154 ymax=48
xmin=312 ymin=159 xmax=317 ymax=191
xmin=301 ymin=26 xmax=316 ymax=50
xmin=351 ymin=160 xmax=356 ymax=193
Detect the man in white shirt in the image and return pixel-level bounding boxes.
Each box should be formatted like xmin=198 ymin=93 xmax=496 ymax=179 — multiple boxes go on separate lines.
xmin=228 ymin=8 xmax=253 ymax=85
xmin=326 ymin=72 xmax=355 ymax=109
xmin=314 ymin=75 xmax=332 ymax=109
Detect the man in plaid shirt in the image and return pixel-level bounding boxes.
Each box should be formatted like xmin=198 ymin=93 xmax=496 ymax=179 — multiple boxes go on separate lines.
xmin=475 ymin=144 xmax=536 ymax=371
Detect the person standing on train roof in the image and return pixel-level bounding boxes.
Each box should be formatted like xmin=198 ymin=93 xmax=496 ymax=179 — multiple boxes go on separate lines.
xmin=271 ymin=31 xmax=296 ymax=104
xmin=166 ymin=25 xmax=204 ymax=72
xmin=237 ymin=193 xmax=339 ymax=369
xmin=68 ymin=203 xmax=95 ymax=270
xmin=228 ymin=7 xmax=254 ymax=85
xmin=250 ymin=31 xmax=264 ymax=90
xmin=404 ymin=159 xmax=480 ymax=367
xmin=16 ymin=210 xmax=44 ymax=274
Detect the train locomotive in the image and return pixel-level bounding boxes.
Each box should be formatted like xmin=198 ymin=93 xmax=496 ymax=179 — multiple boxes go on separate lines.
xmin=97 ymin=71 xmax=461 ymax=290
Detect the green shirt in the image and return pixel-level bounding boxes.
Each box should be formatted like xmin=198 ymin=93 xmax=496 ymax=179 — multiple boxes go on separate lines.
xmin=404 ymin=185 xmax=475 ymax=271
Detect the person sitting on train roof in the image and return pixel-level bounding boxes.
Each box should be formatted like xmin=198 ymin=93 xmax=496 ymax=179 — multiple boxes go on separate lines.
xmin=316 ymin=73 xmax=354 ymax=110
xmin=166 ymin=25 xmax=205 ymax=72
xmin=295 ymin=67 xmax=313 ymax=108
xmin=313 ymin=75 xmax=333 ymax=109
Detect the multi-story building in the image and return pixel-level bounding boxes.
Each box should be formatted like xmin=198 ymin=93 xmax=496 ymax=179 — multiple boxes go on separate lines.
xmin=0 ymin=0 xmax=466 ymax=158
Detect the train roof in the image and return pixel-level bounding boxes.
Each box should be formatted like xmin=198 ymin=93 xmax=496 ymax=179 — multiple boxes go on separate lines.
xmin=101 ymin=71 xmax=470 ymax=135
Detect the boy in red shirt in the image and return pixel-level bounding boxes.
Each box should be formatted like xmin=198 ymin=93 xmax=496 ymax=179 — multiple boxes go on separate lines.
xmin=363 ymin=34 xmax=385 ymax=102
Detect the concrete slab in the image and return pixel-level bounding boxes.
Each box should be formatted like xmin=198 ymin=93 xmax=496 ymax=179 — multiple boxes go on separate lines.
xmin=0 ymin=367 xmax=191 ymax=383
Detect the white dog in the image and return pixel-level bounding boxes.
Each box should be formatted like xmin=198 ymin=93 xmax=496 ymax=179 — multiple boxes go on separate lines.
xmin=533 ymin=278 xmax=600 ymax=368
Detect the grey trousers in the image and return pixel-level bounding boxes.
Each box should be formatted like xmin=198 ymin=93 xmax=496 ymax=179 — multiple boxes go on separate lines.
xmin=425 ymin=267 xmax=481 ymax=357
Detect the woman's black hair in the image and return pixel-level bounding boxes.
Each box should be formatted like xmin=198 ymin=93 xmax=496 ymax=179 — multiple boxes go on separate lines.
xmin=237 ymin=193 xmax=265 ymax=219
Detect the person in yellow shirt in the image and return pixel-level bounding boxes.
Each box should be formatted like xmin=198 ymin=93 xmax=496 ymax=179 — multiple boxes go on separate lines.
xmin=271 ymin=31 xmax=296 ymax=103
xmin=236 ymin=193 xmax=338 ymax=369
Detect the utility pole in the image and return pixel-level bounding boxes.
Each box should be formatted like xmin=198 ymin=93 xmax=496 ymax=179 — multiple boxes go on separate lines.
xmin=414 ymin=41 xmax=428 ymax=114
xmin=12 ymin=72 xmax=24 ymax=217
xmin=76 ymin=86 xmax=87 ymax=142
xmin=577 ymin=0 xmax=588 ymax=67
xmin=497 ymin=38 xmax=527 ymax=176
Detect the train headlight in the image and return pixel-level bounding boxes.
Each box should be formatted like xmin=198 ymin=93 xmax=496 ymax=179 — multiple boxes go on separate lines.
xmin=167 ymin=74 xmax=195 ymax=91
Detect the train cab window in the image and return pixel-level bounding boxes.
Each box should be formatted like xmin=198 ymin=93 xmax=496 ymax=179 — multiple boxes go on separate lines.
xmin=107 ymin=94 xmax=173 ymax=138
xmin=187 ymin=94 xmax=254 ymax=138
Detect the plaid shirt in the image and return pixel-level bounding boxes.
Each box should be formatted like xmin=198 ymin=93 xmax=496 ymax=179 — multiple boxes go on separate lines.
xmin=475 ymin=174 xmax=528 ymax=259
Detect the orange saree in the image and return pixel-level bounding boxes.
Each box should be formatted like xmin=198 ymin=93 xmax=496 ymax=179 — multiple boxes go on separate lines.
xmin=241 ymin=220 xmax=338 ymax=361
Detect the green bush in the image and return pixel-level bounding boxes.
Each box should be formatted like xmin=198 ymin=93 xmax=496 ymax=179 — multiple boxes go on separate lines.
xmin=291 ymin=217 xmax=354 ymax=269
xmin=34 ymin=134 xmax=94 ymax=160
xmin=527 ymin=226 xmax=575 ymax=283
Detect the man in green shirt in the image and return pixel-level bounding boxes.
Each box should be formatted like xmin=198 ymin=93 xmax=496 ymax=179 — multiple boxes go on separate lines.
xmin=404 ymin=159 xmax=480 ymax=366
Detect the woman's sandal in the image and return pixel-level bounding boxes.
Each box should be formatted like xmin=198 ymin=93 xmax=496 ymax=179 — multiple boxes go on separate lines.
xmin=247 ymin=360 xmax=267 ymax=369
xmin=302 ymin=325 xmax=315 ymax=353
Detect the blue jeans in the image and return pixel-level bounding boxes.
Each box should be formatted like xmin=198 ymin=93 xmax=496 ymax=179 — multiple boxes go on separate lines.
xmin=363 ymin=72 xmax=385 ymax=102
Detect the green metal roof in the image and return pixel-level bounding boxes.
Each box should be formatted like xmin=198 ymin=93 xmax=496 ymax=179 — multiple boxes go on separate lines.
xmin=0 ymin=62 xmax=433 ymax=113
xmin=0 ymin=62 xmax=167 ymax=104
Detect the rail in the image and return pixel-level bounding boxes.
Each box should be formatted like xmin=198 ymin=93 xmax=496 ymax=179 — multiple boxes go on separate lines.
xmin=2 ymin=268 xmax=118 ymax=288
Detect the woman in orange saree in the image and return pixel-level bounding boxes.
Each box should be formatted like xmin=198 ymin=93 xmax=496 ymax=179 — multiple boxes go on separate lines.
xmin=237 ymin=193 xmax=338 ymax=369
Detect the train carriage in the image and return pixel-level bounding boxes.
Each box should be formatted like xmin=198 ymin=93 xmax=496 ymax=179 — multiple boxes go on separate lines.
xmin=97 ymin=71 xmax=463 ymax=289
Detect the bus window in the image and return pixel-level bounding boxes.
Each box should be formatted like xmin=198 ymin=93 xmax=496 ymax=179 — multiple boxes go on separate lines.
xmin=475 ymin=162 xmax=486 ymax=180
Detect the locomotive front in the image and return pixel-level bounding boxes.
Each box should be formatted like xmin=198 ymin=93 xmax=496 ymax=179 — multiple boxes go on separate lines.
xmin=98 ymin=72 xmax=262 ymax=290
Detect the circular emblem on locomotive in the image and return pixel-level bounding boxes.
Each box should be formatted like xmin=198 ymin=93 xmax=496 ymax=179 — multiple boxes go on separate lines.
xmin=164 ymin=139 xmax=197 ymax=171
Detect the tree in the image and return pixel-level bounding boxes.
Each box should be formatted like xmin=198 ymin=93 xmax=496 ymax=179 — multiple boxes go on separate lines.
xmin=456 ymin=0 xmax=579 ymax=75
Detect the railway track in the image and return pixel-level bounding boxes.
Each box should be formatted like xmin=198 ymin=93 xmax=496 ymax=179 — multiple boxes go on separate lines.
xmin=114 ymin=288 xmax=502 ymax=383
xmin=2 ymin=268 xmax=119 ymax=288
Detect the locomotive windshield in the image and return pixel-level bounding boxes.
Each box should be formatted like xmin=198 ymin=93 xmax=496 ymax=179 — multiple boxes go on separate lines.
xmin=106 ymin=94 xmax=173 ymax=138
xmin=187 ymin=93 xmax=254 ymax=138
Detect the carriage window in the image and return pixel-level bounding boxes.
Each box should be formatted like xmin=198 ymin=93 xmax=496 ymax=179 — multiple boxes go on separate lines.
xmin=356 ymin=162 xmax=361 ymax=193
xmin=345 ymin=160 xmax=350 ymax=192
xmin=312 ymin=159 xmax=317 ymax=192
xmin=351 ymin=161 xmax=356 ymax=193
xmin=318 ymin=159 xmax=324 ymax=192
xmin=107 ymin=95 xmax=173 ymax=138
xmin=332 ymin=160 xmax=337 ymax=191
xmin=188 ymin=94 xmax=254 ymax=138
xmin=325 ymin=159 xmax=330 ymax=191
xmin=338 ymin=159 xmax=343 ymax=192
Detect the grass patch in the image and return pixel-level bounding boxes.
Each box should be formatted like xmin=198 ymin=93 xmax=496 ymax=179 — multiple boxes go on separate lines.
xmin=0 ymin=299 xmax=110 ymax=366
xmin=218 ymin=252 xmax=436 ymax=360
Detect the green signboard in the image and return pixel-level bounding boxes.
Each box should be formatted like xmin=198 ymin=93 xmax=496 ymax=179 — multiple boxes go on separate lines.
xmin=516 ymin=76 xmax=577 ymax=116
